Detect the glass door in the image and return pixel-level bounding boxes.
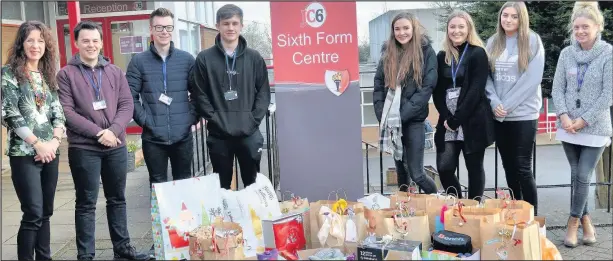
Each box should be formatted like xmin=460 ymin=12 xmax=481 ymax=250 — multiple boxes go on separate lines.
xmin=109 ymin=20 xmax=151 ymax=72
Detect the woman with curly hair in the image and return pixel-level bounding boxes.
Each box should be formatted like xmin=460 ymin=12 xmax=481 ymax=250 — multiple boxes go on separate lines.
xmin=1 ymin=21 xmax=65 ymax=260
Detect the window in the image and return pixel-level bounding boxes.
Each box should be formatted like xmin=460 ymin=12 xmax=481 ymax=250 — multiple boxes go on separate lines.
xmin=2 ymin=1 xmax=23 ymax=20
xmin=178 ymin=20 xmax=201 ymax=58
xmin=24 ymin=1 xmax=45 ymax=22
xmin=361 ymin=88 xmax=378 ymax=127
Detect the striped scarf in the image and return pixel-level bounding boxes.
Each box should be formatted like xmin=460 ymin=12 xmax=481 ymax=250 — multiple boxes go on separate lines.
xmin=379 ymin=85 xmax=403 ymax=161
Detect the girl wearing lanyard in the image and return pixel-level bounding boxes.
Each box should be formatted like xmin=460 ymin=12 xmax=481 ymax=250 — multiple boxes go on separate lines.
xmin=551 ymin=2 xmax=612 ymax=248
xmin=432 ymin=10 xmax=494 ymax=199
xmin=484 ymin=2 xmax=545 ymax=215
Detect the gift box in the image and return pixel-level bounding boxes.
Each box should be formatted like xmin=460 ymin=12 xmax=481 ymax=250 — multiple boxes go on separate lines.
xmin=431 ymin=230 xmax=472 ymax=254
xmin=262 ymin=213 xmax=307 ymax=257
xmin=357 ymin=237 xmax=422 ymax=260
xmin=189 ymin=222 xmax=245 ymax=260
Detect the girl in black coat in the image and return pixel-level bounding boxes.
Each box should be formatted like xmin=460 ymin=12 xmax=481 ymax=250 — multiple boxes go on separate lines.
xmin=432 ymin=10 xmax=495 ymax=199
xmin=373 ymin=12 xmax=438 ymax=193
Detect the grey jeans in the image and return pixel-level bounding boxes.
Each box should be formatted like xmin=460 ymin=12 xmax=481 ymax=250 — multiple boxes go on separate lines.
xmin=562 ymin=142 xmax=606 ymax=218
xmin=395 ymin=121 xmax=438 ymax=194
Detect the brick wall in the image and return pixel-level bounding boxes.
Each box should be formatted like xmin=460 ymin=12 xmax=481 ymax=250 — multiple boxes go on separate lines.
xmin=200 ymin=26 xmax=218 ymax=50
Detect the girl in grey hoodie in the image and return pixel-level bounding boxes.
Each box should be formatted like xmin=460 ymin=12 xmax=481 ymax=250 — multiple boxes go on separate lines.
xmin=551 ymin=1 xmax=612 ymax=249
xmin=485 ymin=1 xmax=545 ymax=215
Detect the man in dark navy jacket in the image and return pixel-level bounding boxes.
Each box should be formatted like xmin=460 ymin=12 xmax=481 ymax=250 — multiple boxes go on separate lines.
xmin=190 ymin=4 xmax=271 ymax=189
xmin=127 ymin=8 xmax=196 ymax=186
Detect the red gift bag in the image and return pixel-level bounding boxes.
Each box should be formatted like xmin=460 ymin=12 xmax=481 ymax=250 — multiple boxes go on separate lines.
xmin=262 ymin=213 xmax=307 ymax=256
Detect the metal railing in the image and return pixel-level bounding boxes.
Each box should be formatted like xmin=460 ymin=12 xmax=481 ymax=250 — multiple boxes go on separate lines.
xmin=190 ymin=104 xmax=279 ymax=190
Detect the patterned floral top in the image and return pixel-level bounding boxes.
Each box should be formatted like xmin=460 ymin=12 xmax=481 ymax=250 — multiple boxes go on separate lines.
xmin=1 ymin=65 xmax=66 ymax=156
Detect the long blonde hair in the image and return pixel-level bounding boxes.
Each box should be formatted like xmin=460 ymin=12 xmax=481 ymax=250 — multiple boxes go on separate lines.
xmin=442 ymin=10 xmax=485 ymax=66
xmin=382 ymin=12 xmax=426 ymax=89
xmin=569 ymin=1 xmax=605 ymax=40
xmin=488 ymin=2 xmax=531 ymax=72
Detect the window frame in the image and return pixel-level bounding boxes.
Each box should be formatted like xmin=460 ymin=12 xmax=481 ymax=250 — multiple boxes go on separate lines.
xmin=361 ymin=87 xmax=378 ymax=127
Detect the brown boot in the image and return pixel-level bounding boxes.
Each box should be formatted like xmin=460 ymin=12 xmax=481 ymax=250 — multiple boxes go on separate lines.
xmin=564 ymin=216 xmax=580 ymax=248
xmin=581 ymin=215 xmax=597 ymax=245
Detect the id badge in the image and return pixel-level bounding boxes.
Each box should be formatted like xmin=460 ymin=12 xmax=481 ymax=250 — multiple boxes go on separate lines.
xmin=447 ymin=88 xmax=460 ymax=99
xmin=224 ymin=90 xmax=238 ymax=101
xmin=35 ymin=113 xmax=48 ymax=124
xmin=159 ymin=93 xmax=173 ymax=105
xmin=93 ymin=100 xmax=107 ymax=111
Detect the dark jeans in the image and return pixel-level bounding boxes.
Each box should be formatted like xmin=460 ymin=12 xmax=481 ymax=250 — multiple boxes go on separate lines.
xmin=142 ymin=137 xmax=193 ymax=187
xmin=10 ymin=156 xmax=59 ymax=260
xmin=436 ymin=141 xmax=486 ymax=199
xmin=395 ymin=122 xmax=438 ymax=194
xmin=562 ymin=142 xmax=606 ymax=218
xmin=68 ymin=147 xmax=131 ymax=259
xmin=207 ymin=130 xmax=264 ymax=189
xmin=495 ymin=120 xmax=538 ymax=214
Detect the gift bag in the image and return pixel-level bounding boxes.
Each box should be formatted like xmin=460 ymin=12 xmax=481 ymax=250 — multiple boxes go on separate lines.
xmin=540 ymin=235 xmax=562 ymax=260
xmin=480 ymin=220 xmax=541 ymax=260
xmin=389 ymin=184 xmax=435 ymax=212
xmin=151 ymin=174 xmax=223 ymax=260
xmin=220 ymin=173 xmax=281 ymax=257
xmin=485 ymin=189 xmax=534 ymax=223
xmin=443 ymin=204 xmax=501 ymax=250
xmin=189 ymin=222 xmax=245 ymax=260
xmin=426 ymin=194 xmax=479 ymax=234
xmin=279 ymin=192 xmax=311 ymax=248
xmin=383 ymin=210 xmax=431 ymax=249
xmin=309 ymin=191 xmax=365 ymax=247
xmin=358 ymin=193 xmax=391 ymax=210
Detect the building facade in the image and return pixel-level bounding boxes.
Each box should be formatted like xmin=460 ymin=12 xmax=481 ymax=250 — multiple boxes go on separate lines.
xmin=1 ymin=1 xmax=220 ymax=139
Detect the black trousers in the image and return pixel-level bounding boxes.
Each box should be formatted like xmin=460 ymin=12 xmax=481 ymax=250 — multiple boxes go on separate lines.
xmin=142 ymin=137 xmax=194 ymax=187
xmin=495 ymin=119 xmax=538 ymax=214
xmin=436 ymin=141 xmax=486 ymax=199
xmin=10 ymin=156 xmax=59 ymax=260
xmin=393 ymin=122 xmax=438 ymax=194
xmin=207 ymin=130 xmax=264 ymax=189
xmin=68 ymin=147 xmax=131 ymax=259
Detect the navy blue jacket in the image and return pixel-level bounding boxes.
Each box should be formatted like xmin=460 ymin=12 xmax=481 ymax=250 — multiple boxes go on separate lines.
xmin=127 ymin=42 xmax=197 ymax=144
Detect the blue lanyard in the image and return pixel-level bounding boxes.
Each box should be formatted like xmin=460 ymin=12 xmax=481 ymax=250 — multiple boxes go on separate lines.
xmin=225 ymin=51 xmax=236 ymax=90
xmin=451 ymin=44 xmax=469 ymax=88
xmin=577 ymin=63 xmax=589 ymax=91
xmin=162 ymin=61 xmax=167 ymax=93
xmin=80 ymin=66 xmax=102 ymax=100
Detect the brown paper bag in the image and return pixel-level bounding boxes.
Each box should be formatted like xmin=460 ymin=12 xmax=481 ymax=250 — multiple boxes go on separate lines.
xmin=481 ymin=221 xmax=542 ymax=260
xmin=279 ymin=195 xmax=312 ymax=248
xmin=484 ymin=199 xmax=534 ymax=223
xmin=443 ymin=206 xmax=501 ymax=250
xmin=383 ymin=210 xmax=431 ymax=249
xmin=389 ymin=192 xmax=435 ymax=212
xmin=189 ymin=222 xmax=245 ymax=260
xmin=310 ymin=200 xmax=366 ymax=248
xmin=426 ymin=196 xmax=479 ymax=234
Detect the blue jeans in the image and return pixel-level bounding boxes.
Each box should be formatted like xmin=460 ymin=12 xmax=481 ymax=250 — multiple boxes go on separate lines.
xmin=68 ymin=147 xmax=131 ymax=259
xmin=562 ymin=142 xmax=606 ymax=218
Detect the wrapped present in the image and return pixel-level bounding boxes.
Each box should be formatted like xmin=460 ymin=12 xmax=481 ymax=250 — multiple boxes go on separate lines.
xmin=357 ymin=235 xmax=422 ymax=260
xmin=262 ymin=212 xmax=307 ymax=257
xmin=189 ymin=222 xmax=245 ymax=260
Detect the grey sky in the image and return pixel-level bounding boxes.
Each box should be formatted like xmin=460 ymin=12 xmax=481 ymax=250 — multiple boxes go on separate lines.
xmin=213 ymin=1 xmax=433 ymax=41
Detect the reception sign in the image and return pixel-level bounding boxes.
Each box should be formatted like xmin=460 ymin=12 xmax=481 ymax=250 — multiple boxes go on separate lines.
xmin=270 ymin=1 xmax=363 ymax=201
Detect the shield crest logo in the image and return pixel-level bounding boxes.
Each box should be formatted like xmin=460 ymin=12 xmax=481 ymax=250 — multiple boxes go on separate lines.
xmin=324 ymin=70 xmax=350 ymax=96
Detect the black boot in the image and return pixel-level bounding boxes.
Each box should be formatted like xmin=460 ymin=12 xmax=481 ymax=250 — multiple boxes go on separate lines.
xmin=113 ymin=243 xmax=149 ymax=260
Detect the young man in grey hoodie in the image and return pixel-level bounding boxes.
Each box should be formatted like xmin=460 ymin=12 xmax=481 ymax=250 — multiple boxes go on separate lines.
xmin=485 ymin=2 xmax=545 ymax=214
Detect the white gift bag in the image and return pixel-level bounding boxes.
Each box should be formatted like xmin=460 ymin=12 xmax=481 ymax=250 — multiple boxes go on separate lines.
xmin=358 ymin=193 xmax=391 ymax=210
xmin=221 ymin=173 xmax=282 ymax=257
xmin=151 ymin=174 xmax=223 ymax=260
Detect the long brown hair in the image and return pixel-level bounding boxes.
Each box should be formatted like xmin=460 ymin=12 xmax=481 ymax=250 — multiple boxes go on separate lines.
xmin=6 ymin=21 xmax=58 ymax=90
xmin=488 ymin=2 xmax=531 ymax=72
xmin=442 ymin=10 xmax=486 ymax=66
xmin=383 ymin=12 xmax=426 ymax=89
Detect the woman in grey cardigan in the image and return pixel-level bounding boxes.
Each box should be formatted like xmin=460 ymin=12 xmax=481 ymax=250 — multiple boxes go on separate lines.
xmin=552 ymin=1 xmax=612 ymax=248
